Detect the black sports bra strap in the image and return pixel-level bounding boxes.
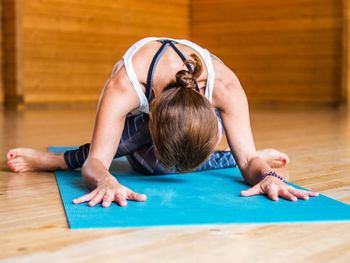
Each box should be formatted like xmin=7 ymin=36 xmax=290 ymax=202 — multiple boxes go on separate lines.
xmin=168 ymin=41 xmax=193 ymax=72
xmin=146 ymin=41 xmax=171 ymax=101
xmin=146 ymin=39 xmax=200 ymax=102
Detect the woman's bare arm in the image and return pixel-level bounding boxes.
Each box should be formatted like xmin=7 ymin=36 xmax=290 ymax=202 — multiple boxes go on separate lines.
xmin=214 ymin=71 xmax=268 ymax=185
xmin=73 ymin=67 xmax=147 ymax=207
xmin=214 ymin=66 xmax=318 ymax=201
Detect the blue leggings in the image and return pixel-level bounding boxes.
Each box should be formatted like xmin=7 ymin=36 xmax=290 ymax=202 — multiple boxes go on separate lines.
xmin=64 ymin=111 xmax=237 ymax=174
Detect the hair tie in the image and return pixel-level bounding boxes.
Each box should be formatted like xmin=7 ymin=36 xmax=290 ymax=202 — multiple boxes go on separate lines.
xmin=168 ymin=53 xmax=203 ymax=91
xmin=175 ymin=70 xmax=197 ymax=89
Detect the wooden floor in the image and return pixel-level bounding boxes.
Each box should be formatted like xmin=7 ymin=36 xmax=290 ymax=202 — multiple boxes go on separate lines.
xmin=0 ymin=104 xmax=350 ymax=262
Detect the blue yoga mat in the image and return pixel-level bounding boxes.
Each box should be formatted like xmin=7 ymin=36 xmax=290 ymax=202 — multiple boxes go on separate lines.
xmin=49 ymin=146 xmax=350 ymax=229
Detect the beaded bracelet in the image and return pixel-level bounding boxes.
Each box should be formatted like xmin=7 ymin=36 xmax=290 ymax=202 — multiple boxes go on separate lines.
xmin=259 ymin=171 xmax=285 ymax=183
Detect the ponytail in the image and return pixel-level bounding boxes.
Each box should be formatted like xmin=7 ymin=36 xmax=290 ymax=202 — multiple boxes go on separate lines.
xmin=149 ymin=53 xmax=218 ymax=173
xmin=166 ymin=53 xmax=203 ymax=91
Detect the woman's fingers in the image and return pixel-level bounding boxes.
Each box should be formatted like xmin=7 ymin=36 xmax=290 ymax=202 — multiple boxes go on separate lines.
xmin=279 ymin=188 xmax=297 ymax=201
xmin=288 ymin=188 xmax=309 ymax=200
xmin=303 ymin=189 xmax=319 ymax=197
xmin=240 ymin=179 xmax=320 ymax=202
xmin=88 ymin=189 xmax=106 ymax=206
xmin=287 ymin=187 xmax=319 ymax=200
xmin=72 ymin=190 xmax=96 ymax=204
xmin=240 ymin=184 xmax=262 ymax=197
xmin=266 ymin=186 xmax=279 ymax=201
xmin=127 ymin=191 xmax=147 ymax=202
xmin=115 ymin=193 xmax=128 ymax=207
xmin=73 ymin=189 xmax=148 ymax=208
xmin=102 ymin=193 xmax=114 ymax=208
xmin=103 ymin=191 xmax=147 ymax=207
xmin=240 ymin=183 xmax=280 ymax=201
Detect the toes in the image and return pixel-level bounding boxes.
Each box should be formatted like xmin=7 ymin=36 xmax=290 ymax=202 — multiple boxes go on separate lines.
xmin=7 ymin=159 xmax=17 ymax=171
xmin=278 ymin=156 xmax=288 ymax=167
xmin=9 ymin=164 xmax=17 ymax=172
xmin=8 ymin=161 xmax=18 ymax=172
xmin=9 ymin=157 xmax=22 ymax=166
xmin=258 ymin=148 xmax=290 ymax=167
xmin=272 ymin=150 xmax=290 ymax=165
xmin=271 ymin=152 xmax=290 ymax=168
xmin=7 ymin=157 xmax=26 ymax=172
xmin=270 ymin=160 xmax=285 ymax=168
xmin=7 ymin=150 xmax=15 ymax=160
xmin=11 ymin=164 xmax=28 ymax=173
xmin=281 ymin=155 xmax=290 ymax=165
xmin=7 ymin=148 xmax=23 ymax=160
xmin=267 ymin=157 xmax=290 ymax=168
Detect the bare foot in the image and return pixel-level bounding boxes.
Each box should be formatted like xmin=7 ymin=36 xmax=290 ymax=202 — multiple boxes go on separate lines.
xmin=224 ymin=147 xmax=290 ymax=168
xmin=7 ymin=148 xmax=68 ymax=172
xmin=256 ymin=148 xmax=290 ymax=168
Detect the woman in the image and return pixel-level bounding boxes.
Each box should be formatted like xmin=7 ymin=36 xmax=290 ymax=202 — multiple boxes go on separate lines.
xmin=6 ymin=37 xmax=318 ymax=207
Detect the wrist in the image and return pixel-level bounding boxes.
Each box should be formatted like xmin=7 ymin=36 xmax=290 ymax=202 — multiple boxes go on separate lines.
xmin=82 ymin=163 xmax=114 ymax=187
xmin=259 ymin=171 xmax=285 ymax=183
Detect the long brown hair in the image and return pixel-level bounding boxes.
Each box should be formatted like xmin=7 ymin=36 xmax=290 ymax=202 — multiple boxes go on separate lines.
xmin=149 ymin=54 xmax=218 ymax=173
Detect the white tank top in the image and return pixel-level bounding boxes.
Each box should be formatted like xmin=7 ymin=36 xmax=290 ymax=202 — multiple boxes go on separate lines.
xmin=108 ymin=37 xmax=215 ymax=114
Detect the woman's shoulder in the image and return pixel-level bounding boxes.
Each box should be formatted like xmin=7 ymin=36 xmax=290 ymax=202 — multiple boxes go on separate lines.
xmin=108 ymin=66 xmax=140 ymax=95
xmin=212 ymin=58 xmax=241 ymax=88
xmin=212 ymin=61 xmax=244 ymax=109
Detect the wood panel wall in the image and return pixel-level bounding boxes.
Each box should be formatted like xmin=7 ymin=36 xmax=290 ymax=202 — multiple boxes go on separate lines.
xmin=21 ymin=0 xmax=190 ymax=104
xmin=0 ymin=0 xmax=2 ymax=104
xmin=1 ymin=0 xmax=346 ymax=105
xmin=342 ymin=0 xmax=350 ymax=104
xmin=191 ymin=0 xmax=343 ymax=105
xmin=2 ymin=0 xmax=24 ymax=106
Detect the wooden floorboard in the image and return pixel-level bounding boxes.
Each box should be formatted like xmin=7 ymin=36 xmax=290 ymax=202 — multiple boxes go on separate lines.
xmin=0 ymin=105 xmax=349 ymax=262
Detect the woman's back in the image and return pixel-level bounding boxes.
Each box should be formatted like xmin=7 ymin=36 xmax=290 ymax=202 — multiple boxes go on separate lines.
xmin=110 ymin=37 xmax=217 ymax=114
xmin=131 ymin=40 xmax=209 ymax=96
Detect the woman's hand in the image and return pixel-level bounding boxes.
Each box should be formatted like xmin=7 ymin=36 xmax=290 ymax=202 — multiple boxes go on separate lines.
xmin=240 ymin=176 xmax=319 ymax=201
xmin=72 ymin=176 xmax=147 ymax=207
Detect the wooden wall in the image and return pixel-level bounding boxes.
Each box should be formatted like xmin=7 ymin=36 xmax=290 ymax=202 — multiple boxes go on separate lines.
xmin=342 ymin=0 xmax=350 ymax=104
xmin=2 ymin=0 xmax=24 ymax=106
xmin=191 ymin=0 xmax=343 ymax=105
xmin=1 ymin=0 xmax=346 ymax=105
xmin=0 ymin=0 xmax=2 ymax=104
xmin=21 ymin=0 xmax=190 ymax=104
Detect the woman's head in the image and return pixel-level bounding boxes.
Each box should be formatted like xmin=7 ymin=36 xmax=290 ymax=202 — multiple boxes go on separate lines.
xmin=149 ymin=54 xmax=218 ymax=173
